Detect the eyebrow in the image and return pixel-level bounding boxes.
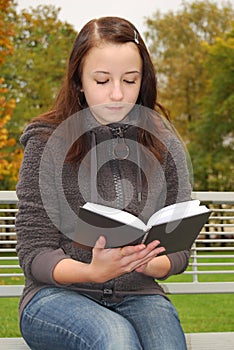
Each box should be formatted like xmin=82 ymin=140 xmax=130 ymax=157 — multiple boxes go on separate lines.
xmin=93 ymin=70 xmax=141 ymax=75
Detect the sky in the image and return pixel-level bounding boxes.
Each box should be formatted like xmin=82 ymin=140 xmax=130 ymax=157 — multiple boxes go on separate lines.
xmin=16 ymin=0 xmax=229 ymax=37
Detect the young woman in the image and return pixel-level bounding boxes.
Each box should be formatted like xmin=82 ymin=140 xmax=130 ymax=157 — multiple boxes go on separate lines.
xmin=16 ymin=17 xmax=191 ymax=349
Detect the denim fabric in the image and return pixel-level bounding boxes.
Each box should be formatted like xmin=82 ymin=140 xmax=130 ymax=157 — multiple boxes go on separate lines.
xmin=20 ymin=287 xmax=187 ymax=350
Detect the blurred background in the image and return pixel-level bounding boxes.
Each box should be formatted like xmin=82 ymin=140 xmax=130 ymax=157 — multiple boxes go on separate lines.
xmin=1 ymin=0 xmax=233 ymax=191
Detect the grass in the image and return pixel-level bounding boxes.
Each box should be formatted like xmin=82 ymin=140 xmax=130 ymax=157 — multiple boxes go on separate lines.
xmin=0 ymin=252 xmax=233 ymax=337
xmin=0 ymin=298 xmax=21 ymax=337
xmin=162 ymin=251 xmax=234 ymax=333
xmin=0 ymin=293 xmax=233 ymax=337
xmin=0 ymin=253 xmax=24 ymax=337
xmin=170 ymin=294 xmax=234 ymax=333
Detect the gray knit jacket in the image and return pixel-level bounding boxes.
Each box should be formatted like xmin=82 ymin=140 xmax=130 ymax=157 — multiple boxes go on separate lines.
xmin=16 ymin=111 xmax=192 ymax=320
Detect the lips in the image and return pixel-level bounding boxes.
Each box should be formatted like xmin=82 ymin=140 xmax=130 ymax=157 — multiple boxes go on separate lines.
xmin=106 ymin=106 xmax=124 ymax=111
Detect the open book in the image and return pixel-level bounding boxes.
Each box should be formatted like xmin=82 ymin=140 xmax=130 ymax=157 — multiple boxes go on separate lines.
xmin=73 ymin=200 xmax=211 ymax=254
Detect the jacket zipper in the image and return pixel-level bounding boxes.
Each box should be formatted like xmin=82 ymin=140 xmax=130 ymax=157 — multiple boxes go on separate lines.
xmin=109 ymin=126 xmax=129 ymax=209
xmin=109 ymin=156 xmax=123 ymax=209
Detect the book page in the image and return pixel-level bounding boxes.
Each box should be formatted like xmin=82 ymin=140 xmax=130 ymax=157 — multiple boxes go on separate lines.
xmin=83 ymin=202 xmax=147 ymax=231
xmin=147 ymin=200 xmax=209 ymax=228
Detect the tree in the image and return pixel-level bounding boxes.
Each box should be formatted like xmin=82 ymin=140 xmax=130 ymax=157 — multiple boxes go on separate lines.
xmin=144 ymin=0 xmax=234 ymax=190
xmin=1 ymin=3 xmax=77 ymax=188
xmin=189 ymin=28 xmax=234 ymax=190
xmin=2 ymin=4 xmax=77 ymax=138
xmin=0 ymin=0 xmax=22 ymax=189
xmin=144 ymin=0 xmax=234 ymax=136
xmin=0 ymin=0 xmax=14 ymax=64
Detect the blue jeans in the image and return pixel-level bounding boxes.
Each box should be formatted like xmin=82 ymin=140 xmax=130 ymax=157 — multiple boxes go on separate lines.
xmin=20 ymin=287 xmax=187 ymax=350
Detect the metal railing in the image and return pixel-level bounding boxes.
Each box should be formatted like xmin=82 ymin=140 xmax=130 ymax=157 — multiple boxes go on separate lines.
xmin=0 ymin=191 xmax=234 ymax=294
xmin=188 ymin=192 xmax=234 ymax=281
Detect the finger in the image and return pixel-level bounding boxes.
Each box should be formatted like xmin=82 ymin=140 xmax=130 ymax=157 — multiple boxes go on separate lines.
xmin=120 ymin=243 xmax=146 ymax=257
xmin=135 ymin=263 xmax=147 ymax=273
xmin=129 ymin=245 xmax=166 ymax=270
xmin=145 ymin=240 xmax=161 ymax=251
xmin=134 ymin=258 xmax=154 ymax=272
xmin=129 ymin=241 xmax=162 ymax=260
xmin=93 ymin=235 xmax=106 ymax=249
xmin=141 ymin=245 xmax=166 ymax=260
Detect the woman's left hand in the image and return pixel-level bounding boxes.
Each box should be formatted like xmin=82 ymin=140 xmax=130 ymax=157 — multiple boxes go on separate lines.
xmin=135 ymin=253 xmax=171 ymax=279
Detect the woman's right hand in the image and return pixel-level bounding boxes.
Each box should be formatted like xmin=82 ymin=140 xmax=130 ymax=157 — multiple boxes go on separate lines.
xmin=88 ymin=235 xmax=165 ymax=283
xmin=53 ymin=235 xmax=165 ymax=285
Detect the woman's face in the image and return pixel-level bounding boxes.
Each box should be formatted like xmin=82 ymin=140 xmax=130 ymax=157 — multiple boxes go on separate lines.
xmin=81 ymin=42 xmax=142 ymax=124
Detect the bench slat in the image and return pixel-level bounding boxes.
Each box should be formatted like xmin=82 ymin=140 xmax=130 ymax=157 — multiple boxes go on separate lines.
xmin=1 ymin=333 xmax=234 ymax=350
xmin=1 ymin=282 xmax=234 ymax=297
xmin=0 ymin=285 xmax=24 ymax=297
xmin=186 ymin=332 xmax=234 ymax=350
xmin=0 ymin=338 xmax=30 ymax=350
xmin=162 ymin=281 xmax=234 ymax=294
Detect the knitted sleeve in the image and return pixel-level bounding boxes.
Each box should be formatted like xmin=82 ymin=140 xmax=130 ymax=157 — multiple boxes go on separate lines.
xmin=16 ymin=124 xmax=71 ymax=285
xmin=159 ymin=135 xmax=192 ymax=278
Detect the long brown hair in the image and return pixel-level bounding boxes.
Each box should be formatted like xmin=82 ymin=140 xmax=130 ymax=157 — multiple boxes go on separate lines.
xmin=34 ymin=16 xmax=171 ymax=162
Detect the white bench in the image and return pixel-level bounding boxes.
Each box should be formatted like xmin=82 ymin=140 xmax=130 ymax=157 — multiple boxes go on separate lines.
xmin=0 ymin=191 xmax=234 ymax=349
xmin=0 ymin=332 xmax=234 ymax=350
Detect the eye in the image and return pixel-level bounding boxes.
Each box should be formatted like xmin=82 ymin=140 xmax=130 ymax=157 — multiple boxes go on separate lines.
xmin=124 ymin=80 xmax=136 ymax=84
xmin=96 ymin=80 xmax=109 ymax=85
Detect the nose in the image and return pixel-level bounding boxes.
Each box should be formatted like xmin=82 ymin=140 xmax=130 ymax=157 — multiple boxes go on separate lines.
xmin=110 ymin=83 xmax=124 ymax=101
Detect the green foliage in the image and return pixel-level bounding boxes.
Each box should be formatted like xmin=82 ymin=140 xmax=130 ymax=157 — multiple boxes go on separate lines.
xmin=145 ymin=0 xmax=234 ymax=190
xmin=0 ymin=3 xmax=76 ymax=189
xmin=1 ymin=1 xmax=234 ymax=191
xmin=2 ymin=4 xmax=77 ymax=138
xmin=145 ymin=0 xmax=233 ymax=127
xmin=188 ymin=28 xmax=234 ymax=190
